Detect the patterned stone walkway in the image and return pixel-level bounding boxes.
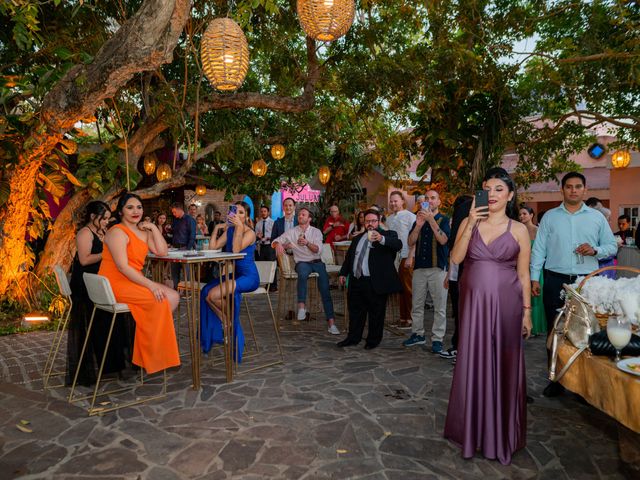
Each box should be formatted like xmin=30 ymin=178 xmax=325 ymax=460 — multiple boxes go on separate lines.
xmin=0 ymin=296 xmax=635 ymax=479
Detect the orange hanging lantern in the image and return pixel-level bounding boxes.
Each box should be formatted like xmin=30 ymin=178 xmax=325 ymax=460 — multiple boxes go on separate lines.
xmin=251 ymin=159 xmax=268 ymax=177
xmin=297 ymin=0 xmax=355 ymax=42
xmin=201 ymin=18 xmax=250 ymax=91
xmin=156 ymin=163 xmax=172 ymax=181
xmin=611 ymin=150 xmax=631 ymax=169
xmin=195 ymin=185 xmax=207 ymax=196
xmin=318 ymin=165 xmax=331 ymax=184
xmin=143 ymin=153 xmax=157 ymax=175
xmin=270 ymin=144 xmax=286 ymax=160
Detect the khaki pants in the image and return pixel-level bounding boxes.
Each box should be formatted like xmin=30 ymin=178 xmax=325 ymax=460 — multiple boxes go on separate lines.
xmin=411 ymin=267 xmax=448 ymax=342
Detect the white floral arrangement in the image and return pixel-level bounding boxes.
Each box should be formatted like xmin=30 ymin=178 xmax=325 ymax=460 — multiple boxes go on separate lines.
xmin=567 ymin=275 xmax=640 ymax=325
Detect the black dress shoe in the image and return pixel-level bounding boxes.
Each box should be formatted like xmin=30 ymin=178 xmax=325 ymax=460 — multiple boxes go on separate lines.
xmin=543 ymin=381 xmax=565 ymax=397
xmin=364 ymin=344 xmax=378 ymax=350
xmin=337 ymin=339 xmax=359 ymax=347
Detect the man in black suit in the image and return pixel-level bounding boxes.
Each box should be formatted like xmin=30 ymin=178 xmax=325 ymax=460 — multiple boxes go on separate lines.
xmin=271 ymin=197 xmax=298 ymax=242
xmin=337 ymin=209 xmax=402 ymax=350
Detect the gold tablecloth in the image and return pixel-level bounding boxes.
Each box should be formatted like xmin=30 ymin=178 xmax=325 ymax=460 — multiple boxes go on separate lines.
xmin=557 ymin=343 xmax=640 ymax=433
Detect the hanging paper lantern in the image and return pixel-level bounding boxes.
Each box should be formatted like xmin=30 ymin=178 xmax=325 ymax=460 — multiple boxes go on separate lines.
xmin=195 ymin=184 xmax=207 ymax=196
xmin=143 ymin=153 xmax=157 ymax=175
xmin=156 ymin=162 xmax=172 ymax=181
xmin=611 ymin=150 xmax=631 ymax=169
xmin=270 ymin=144 xmax=286 ymax=160
xmin=297 ymin=0 xmax=355 ymax=42
xmin=251 ymin=159 xmax=268 ymax=177
xmin=201 ymin=18 xmax=250 ymax=91
xmin=318 ymin=165 xmax=331 ymax=184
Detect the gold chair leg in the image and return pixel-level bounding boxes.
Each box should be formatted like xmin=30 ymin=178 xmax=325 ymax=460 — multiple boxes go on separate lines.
xmin=243 ymin=296 xmax=260 ymax=356
xmin=267 ymin=293 xmax=285 ymax=362
xmin=69 ymin=306 xmax=97 ymax=403
xmin=43 ymin=299 xmax=72 ymax=390
xmin=89 ymin=311 xmax=118 ymax=414
xmin=87 ymin=312 xmax=167 ymax=416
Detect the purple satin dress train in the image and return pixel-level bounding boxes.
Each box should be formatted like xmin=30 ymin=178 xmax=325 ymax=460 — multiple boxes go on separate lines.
xmin=444 ymin=220 xmax=526 ymax=465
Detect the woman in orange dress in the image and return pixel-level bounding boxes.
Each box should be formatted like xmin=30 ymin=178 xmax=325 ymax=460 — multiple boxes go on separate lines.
xmin=99 ymin=193 xmax=180 ymax=374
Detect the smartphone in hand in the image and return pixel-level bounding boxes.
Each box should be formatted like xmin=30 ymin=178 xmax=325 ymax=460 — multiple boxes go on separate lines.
xmin=421 ymin=201 xmax=429 ymax=210
xmin=474 ymin=190 xmax=489 ymax=209
xmin=227 ymin=205 xmax=237 ymax=224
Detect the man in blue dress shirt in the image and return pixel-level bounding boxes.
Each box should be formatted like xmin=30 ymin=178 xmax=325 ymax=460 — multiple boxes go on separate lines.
xmin=530 ymin=171 xmax=617 ymax=396
xmin=170 ymin=202 xmax=197 ymax=289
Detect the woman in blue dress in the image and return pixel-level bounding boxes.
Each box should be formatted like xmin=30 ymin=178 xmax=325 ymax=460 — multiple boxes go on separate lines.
xmin=200 ymin=201 xmax=259 ymax=361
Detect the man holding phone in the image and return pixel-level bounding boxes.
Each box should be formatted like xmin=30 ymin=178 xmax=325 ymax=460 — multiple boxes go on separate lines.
xmin=531 ymin=171 xmax=617 ymax=397
xmin=404 ymin=190 xmax=450 ymax=353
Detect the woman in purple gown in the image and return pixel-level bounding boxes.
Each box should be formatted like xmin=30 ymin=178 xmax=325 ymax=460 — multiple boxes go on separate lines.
xmin=444 ymin=167 xmax=532 ymax=465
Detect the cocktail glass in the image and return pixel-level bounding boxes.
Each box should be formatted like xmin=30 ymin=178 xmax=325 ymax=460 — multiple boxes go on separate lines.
xmin=607 ymin=317 xmax=631 ymax=363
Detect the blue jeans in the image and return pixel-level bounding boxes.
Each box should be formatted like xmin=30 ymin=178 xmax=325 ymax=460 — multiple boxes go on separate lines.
xmin=295 ymin=261 xmax=334 ymax=320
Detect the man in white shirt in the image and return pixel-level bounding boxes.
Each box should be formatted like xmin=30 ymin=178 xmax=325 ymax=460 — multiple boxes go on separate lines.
xmin=386 ymin=191 xmax=416 ymax=326
xmin=255 ymin=205 xmax=275 ymax=261
xmin=272 ymin=208 xmax=340 ymax=335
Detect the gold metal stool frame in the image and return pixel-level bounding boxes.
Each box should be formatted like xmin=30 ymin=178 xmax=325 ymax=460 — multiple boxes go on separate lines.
xmin=68 ymin=273 xmax=166 ymax=416
xmin=43 ymin=266 xmax=74 ymax=390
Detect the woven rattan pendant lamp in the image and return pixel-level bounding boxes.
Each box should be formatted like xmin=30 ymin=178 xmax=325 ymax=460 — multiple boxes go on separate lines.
xmin=143 ymin=153 xmax=157 ymax=175
xmin=611 ymin=150 xmax=631 ymax=169
xmin=201 ymin=18 xmax=250 ymax=91
xmin=156 ymin=163 xmax=172 ymax=181
xmin=297 ymin=0 xmax=355 ymax=42
xmin=318 ymin=165 xmax=331 ymax=184
xmin=270 ymin=144 xmax=286 ymax=160
xmin=251 ymin=159 xmax=268 ymax=176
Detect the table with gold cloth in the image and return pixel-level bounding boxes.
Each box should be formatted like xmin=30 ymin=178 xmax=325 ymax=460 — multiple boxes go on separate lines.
xmin=556 ymin=343 xmax=640 ymax=433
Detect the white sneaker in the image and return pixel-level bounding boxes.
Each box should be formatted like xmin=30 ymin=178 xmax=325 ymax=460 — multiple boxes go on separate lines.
xmin=297 ymin=308 xmax=307 ymax=321
xmin=328 ymin=324 xmax=340 ymax=335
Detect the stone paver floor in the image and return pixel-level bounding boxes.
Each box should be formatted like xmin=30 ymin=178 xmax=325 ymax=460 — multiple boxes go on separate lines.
xmin=0 ymin=294 xmax=635 ymax=479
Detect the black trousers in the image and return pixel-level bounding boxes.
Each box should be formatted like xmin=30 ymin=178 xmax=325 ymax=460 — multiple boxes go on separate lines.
xmin=346 ymin=276 xmax=388 ymax=347
xmin=257 ymin=243 xmax=275 ymax=262
xmin=542 ymin=269 xmax=579 ymax=360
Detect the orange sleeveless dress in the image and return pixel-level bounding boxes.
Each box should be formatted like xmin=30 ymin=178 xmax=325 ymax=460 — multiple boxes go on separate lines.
xmin=98 ymin=224 xmax=180 ymax=374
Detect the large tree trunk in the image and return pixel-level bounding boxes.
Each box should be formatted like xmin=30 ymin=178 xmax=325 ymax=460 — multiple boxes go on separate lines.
xmin=34 ymin=189 xmax=94 ymax=278
xmin=0 ymin=159 xmax=44 ymax=299
xmin=0 ymin=0 xmax=191 ymax=299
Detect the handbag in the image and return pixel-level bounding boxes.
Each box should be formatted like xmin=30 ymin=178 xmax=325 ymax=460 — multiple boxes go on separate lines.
xmin=588 ymin=330 xmax=640 ymax=356
xmin=548 ymin=285 xmax=601 ymax=382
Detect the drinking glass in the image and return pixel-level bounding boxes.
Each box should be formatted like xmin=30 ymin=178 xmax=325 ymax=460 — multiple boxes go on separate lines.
xmin=607 ymin=317 xmax=632 ymax=362
xmin=573 ymin=243 xmax=584 ymax=264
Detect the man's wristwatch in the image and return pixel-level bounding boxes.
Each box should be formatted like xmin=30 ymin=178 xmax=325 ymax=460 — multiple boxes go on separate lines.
xmin=593 ymin=248 xmax=598 ymax=256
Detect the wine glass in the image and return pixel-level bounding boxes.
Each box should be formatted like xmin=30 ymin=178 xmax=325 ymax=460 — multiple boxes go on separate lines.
xmin=607 ymin=317 xmax=632 ymax=363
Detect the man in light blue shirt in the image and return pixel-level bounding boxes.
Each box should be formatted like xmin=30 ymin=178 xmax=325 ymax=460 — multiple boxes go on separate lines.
xmin=530 ymin=171 xmax=617 ymax=397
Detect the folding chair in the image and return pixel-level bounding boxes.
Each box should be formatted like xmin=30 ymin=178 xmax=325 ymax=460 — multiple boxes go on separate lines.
xmin=43 ymin=266 xmax=73 ymax=390
xmin=238 ymin=261 xmax=285 ymax=373
xmin=68 ymin=273 xmax=167 ymax=415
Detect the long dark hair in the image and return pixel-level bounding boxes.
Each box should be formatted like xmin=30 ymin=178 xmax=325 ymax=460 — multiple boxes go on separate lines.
xmin=78 ymin=200 xmax=111 ymax=230
xmin=234 ymin=201 xmax=253 ymax=228
xmin=113 ymin=192 xmax=143 ymax=223
xmin=483 ymin=167 xmax=519 ymax=220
